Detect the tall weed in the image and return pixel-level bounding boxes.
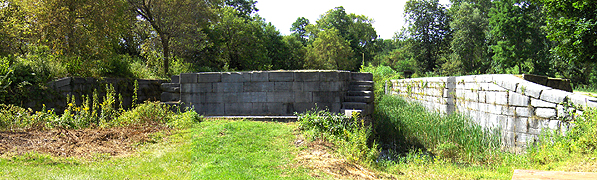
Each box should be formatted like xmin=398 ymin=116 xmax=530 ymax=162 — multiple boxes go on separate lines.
xmin=528 ymin=107 xmax=597 ymax=164
xmin=374 ymin=95 xmax=501 ymax=164
xmin=297 ymin=109 xmax=379 ymax=165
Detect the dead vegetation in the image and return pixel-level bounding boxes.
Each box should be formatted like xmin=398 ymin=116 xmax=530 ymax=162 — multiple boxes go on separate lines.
xmin=0 ymin=124 xmax=170 ymax=159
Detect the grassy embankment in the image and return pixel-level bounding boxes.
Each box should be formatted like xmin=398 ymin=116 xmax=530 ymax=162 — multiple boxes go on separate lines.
xmin=0 ymin=119 xmax=318 ymax=179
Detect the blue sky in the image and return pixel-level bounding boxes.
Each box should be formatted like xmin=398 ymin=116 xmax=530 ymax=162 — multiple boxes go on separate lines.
xmin=256 ymin=0 xmax=451 ymax=39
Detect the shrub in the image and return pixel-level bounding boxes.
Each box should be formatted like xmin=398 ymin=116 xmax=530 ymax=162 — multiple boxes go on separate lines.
xmin=297 ymin=109 xmax=379 ymax=165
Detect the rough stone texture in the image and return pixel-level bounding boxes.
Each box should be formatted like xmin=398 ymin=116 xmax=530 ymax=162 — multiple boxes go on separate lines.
xmin=389 ymin=74 xmax=586 ymax=151
xmin=173 ymin=71 xmax=372 ymax=116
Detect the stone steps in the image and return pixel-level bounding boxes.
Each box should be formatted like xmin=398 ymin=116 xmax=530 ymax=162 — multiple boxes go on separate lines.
xmin=342 ymin=79 xmax=374 ymax=116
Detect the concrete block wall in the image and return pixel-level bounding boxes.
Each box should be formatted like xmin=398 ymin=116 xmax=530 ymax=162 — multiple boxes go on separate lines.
xmin=389 ymin=74 xmax=597 ymax=150
xmin=178 ymin=70 xmax=371 ymax=116
xmin=42 ymin=77 xmax=165 ymax=113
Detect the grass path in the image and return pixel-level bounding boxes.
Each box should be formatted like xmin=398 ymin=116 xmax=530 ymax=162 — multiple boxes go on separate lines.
xmin=0 ymin=119 xmax=320 ymax=179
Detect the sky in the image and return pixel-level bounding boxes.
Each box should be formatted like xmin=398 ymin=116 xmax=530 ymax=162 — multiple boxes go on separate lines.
xmin=255 ymin=0 xmax=451 ymax=39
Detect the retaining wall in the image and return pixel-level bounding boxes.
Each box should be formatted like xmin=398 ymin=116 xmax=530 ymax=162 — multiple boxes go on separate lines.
xmin=389 ymin=74 xmax=597 ymax=150
xmin=42 ymin=77 xmax=164 ymax=112
xmin=175 ymin=70 xmax=372 ymax=116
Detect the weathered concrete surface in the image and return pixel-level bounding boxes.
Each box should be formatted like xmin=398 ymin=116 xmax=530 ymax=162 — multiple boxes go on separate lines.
xmin=168 ymin=70 xmax=374 ymax=116
xmin=389 ymin=74 xmax=597 ymax=150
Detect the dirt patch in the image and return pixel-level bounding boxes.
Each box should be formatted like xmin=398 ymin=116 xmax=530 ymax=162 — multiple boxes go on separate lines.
xmin=0 ymin=124 xmax=170 ymax=159
xmin=295 ymin=138 xmax=396 ymax=180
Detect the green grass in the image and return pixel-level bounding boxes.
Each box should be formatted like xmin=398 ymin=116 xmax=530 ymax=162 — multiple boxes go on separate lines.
xmin=0 ymin=128 xmax=196 ymax=179
xmin=0 ymin=119 xmax=319 ymax=179
xmin=192 ymin=119 xmax=314 ymax=179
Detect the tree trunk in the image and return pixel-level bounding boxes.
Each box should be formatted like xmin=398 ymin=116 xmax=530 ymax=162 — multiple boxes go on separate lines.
xmin=161 ymin=34 xmax=170 ymax=76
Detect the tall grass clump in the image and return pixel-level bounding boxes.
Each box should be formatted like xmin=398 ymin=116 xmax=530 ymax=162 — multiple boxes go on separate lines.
xmin=374 ymin=95 xmax=501 ymax=164
xmin=297 ymin=109 xmax=379 ymax=165
xmin=528 ymin=107 xmax=597 ymax=164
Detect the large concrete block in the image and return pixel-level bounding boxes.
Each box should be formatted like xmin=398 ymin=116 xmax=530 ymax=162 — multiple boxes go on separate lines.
xmin=567 ymin=94 xmax=597 ymax=108
xmin=540 ymin=89 xmax=572 ymax=103
xmin=464 ymin=91 xmax=478 ymax=102
xmin=250 ymin=71 xmax=269 ymax=82
xmin=243 ymin=82 xmax=274 ymax=92
xmin=206 ymin=93 xmax=240 ymax=103
xmin=294 ymin=72 xmax=319 ymax=81
xmin=181 ymin=93 xmax=205 ymax=105
xmin=350 ymin=72 xmax=373 ymax=81
xmin=265 ymin=103 xmax=293 ymax=115
xmin=240 ymin=92 xmax=267 ymax=103
xmin=304 ymin=82 xmax=321 ymax=91
xmin=252 ymin=103 xmax=269 ymax=114
xmin=515 ymin=107 xmax=532 ymax=117
xmin=509 ymin=92 xmax=529 ymax=107
xmin=515 ymin=117 xmax=529 ymax=133
xmin=313 ymin=91 xmax=341 ymax=102
xmin=486 ymin=91 xmax=508 ymax=105
xmin=339 ymin=72 xmax=350 ymax=82
xmin=480 ymin=82 xmax=505 ymax=91
xmin=221 ymin=72 xmax=250 ymax=82
xmin=213 ymin=82 xmax=243 ymax=92
xmin=531 ymin=98 xmax=556 ymax=108
xmin=321 ymin=71 xmax=339 ymax=81
xmin=294 ymin=102 xmax=317 ymax=113
xmin=274 ymin=82 xmax=293 ymax=91
xmin=180 ymin=73 xmax=198 ymax=83
xmin=267 ymin=91 xmax=294 ymax=103
xmin=320 ymin=81 xmax=343 ymax=91
xmin=292 ymin=82 xmax=304 ymax=91
xmin=197 ymin=72 xmax=221 ymax=83
xmin=181 ymin=83 xmax=212 ymax=93
xmin=205 ymin=103 xmax=225 ymax=115
xmin=268 ymin=71 xmax=294 ymax=82
xmin=171 ymin=75 xmax=180 ymax=84
xmin=535 ymin=108 xmax=556 ymax=119
xmin=495 ymin=76 xmax=521 ymax=91
xmin=516 ymin=81 xmax=550 ymax=98
xmin=294 ymin=92 xmax=313 ymax=103
xmin=225 ymin=103 xmax=253 ymax=115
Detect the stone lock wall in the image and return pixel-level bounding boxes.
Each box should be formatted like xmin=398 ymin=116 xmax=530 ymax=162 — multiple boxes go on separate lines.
xmin=42 ymin=77 xmax=165 ymax=112
xmin=389 ymin=74 xmax=597 ymax=150
xmin=165 ymin=70 xmax=374 ymax=116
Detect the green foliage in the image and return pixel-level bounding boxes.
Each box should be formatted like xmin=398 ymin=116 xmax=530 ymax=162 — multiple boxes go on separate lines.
xmin=374 ymin=95 xmax=501 ymax=164
xmin=528 ymin=108 xmax=597 ymax=164
xmin=542 ymin=0 xmax=597 ymax=84
xmin=297 ymin=109 xmax=379 ymax=165
xmin=405 ymin=0 xmax=452 ymax=72
xmin=360 ymin=64 xmax=401 ymax=101
xmin=488 ymin=0 xmax=551 ymax=75
xmin=446 ymin=2 xmax=490 ymax=75
xmin=304 ymin=28 xmax=357 ymax=70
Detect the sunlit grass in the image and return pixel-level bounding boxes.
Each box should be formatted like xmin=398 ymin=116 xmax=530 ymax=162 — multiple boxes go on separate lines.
xmin=191 ymin=119 xmax=314 ymax=179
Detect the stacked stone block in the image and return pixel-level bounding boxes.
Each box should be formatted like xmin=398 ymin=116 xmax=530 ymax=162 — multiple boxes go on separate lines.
xmin=178 ymin=71 xmax=369 ymax=116
xmin=390 ymin=74 xmax=597 ymax=151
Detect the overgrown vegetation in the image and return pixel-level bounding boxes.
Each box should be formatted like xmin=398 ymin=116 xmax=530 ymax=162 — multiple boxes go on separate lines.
xmin=0 ymin=84 xmax=201 ymax=131
xmin=297 ymin=109 xmax=379 ymax=166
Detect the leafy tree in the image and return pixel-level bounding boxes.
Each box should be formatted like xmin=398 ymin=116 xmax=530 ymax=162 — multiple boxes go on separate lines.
xmin=304 ymin=28 xmax=357 ymax=70
xmin=20 ymin=0 xmax=131 ymax=57
xmin=488 ymin=0 xmax=550 ymax=75
xmin=405 ymin=0 xmax=452 ymax=73
xmin=199 ymin=7 xmax=271 ymax=71
xmin=542 ymin=0 xmax=597 ymax=84
xmin=446 ymin=2 xmax=489 ymax=74
xmin=223 ymin=0 xmax=258 ymax=20
xmin=291 ymin=17 xmax=310 ymax=45
xmin=310 ymin=7 xmax=379 ymax=67
xmin=0 ymin=0 xmax=31 ymax=57
xmin=128 ymin=0 xmax=215 ymax=75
